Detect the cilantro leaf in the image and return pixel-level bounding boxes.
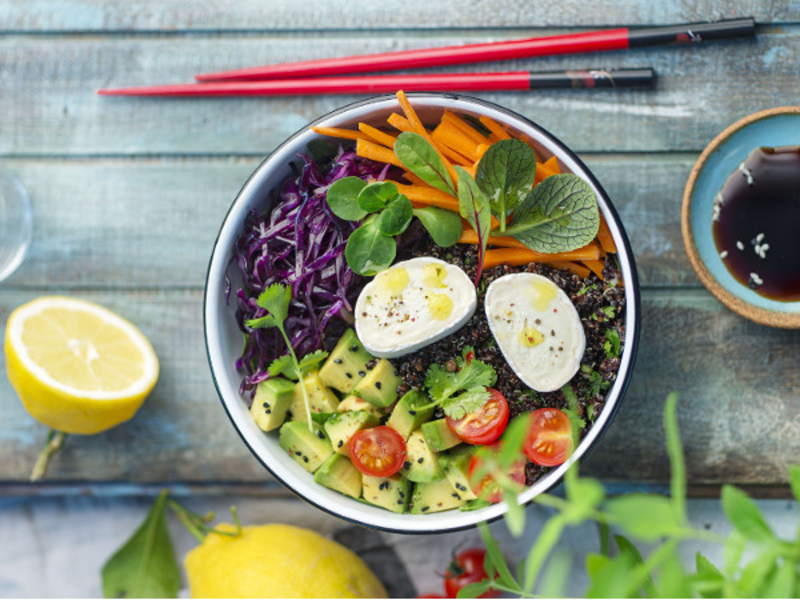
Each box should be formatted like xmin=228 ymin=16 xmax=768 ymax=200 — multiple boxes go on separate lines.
xmin=442 ymin=387 xmax=492 ymax=420
xmin=604 ymin=329 xmax=621 ymax=358
xmin=417 ymin=347 xmax=497 ymax=416
xmin=268 ymin=354 xmax=295 ymax=378
xmin=299 ymin=349 xmax=329 ymax=374
xmin=255 ymin=283 xmax=291 ymax=326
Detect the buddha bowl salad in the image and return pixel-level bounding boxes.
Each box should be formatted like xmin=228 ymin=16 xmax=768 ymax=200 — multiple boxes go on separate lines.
xmin=231 ymin=92 xmax=625 ymax=515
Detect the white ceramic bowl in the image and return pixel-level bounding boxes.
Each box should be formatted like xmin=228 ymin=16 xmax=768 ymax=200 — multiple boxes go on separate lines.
xmin=204 ymin=93 xmax=640 ymax=533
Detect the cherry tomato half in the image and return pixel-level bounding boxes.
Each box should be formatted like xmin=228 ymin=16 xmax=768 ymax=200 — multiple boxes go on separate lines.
xmin=523 ymin=407 xmax=574 ymax=467
xmin=467 ymin=443 xmax=526 ymax=503
xmin=348 ymin=426 xmax=407 ymax=477
xmin=446 ymin=388 xmax=509 ymax=445
xmin=443 ymin=548 xmax=499 ymax=599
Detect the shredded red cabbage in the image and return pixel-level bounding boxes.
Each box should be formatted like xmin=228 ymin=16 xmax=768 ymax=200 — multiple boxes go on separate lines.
xmin=231 ymin=146 xmax=395 ymax=394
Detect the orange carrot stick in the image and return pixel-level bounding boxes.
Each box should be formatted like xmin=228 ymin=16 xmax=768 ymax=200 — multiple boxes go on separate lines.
xmin=432 ymin=121 xmax=481 ymax=161
xmin=358 ymin=123 xmax=397 ymax=148
xmin=549 ymin=261 xmax=592 ymax=278
xmin=535 ymin=155 xmax=562 ymax=183
xmin=483 ymin=244 xmax=602 ymax=269
xmin=310 ymin=126 xmax=365 ymax=142
xmin=596 ymin=213 xmax=617 ymax=254
xmin=434 ymin=140 xmax=473 ymax=167
xmin=582 ymin=259 xmax=606 ymax=281
xmin=396 ymin=183 xmax=461 ymax=212
xmin=356 ymin=138 xmax=404 ymax=168
xmin=479 ymin=115 xmax=511 ymax=140
xmin=459 ymin=228 xmax=529 ymax=249
xmin=387 ymin=112 xmax=413 ymax=133
xmin=442 ymin=110 xmax=487 ymax=145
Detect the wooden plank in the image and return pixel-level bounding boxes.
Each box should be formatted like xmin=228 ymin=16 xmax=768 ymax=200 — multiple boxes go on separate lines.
xmin=1 ymin=27 xmax=797 ymax=155
xmin=1 ymin=288 xmax=798 ymax=494
xmin=0 ymin=1 xmax=793 ymax=31
xmin=0 ymin=154 xmax=693 ymax=290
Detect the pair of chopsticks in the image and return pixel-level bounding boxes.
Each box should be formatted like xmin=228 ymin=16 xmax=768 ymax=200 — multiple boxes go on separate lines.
xmin=97 ymin=17 xmax=755 ymax=97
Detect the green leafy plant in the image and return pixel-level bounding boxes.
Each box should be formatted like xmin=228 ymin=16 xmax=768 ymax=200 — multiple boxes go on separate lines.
xmin=457 ymin=393 xmax=800 ymax=598
xmin=455 ymin=166 xmax=492 ymax=285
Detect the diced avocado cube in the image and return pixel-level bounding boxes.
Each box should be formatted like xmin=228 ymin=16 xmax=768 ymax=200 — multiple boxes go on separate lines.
xmin=338 ymin=394 xmax=388 ymax=420
xmin=324 ymin=411 xmax=379 ymax=455
xmin=386 ymin=390 xmax=434 ymax=440
xmin=410 ymin=478 xmax=467 ymax=514
xmin=313 ymin=453 xmax=363 ymax=499
xmin=249 ymin=377 xmax=295 ymax=432
xmin=441 ymin=446 xmax=478 ymax=501
xmin=278 ymin=420 xmax=333 ymax=473
xmin=402 ymin=429 xmax=443 ymax=483
xmin=352 ymin=358 xmax=402 ymax=407
xmin=319 ymin=329 xmax=374 ymax=394
xmin=421 ymin=418 xmax=462 ymax=452
xmin=289 ymin=370 xmax=339 ymax=421
xmin=362 ymin=474 xmax=411 ymax=513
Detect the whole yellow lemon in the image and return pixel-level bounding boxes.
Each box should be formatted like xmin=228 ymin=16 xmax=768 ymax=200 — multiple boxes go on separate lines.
xmin=185 ymin=523 xmax=387 ymax=598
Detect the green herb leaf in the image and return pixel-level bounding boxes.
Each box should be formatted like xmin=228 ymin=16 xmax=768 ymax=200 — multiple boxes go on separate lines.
xmin=344 ymin=220 xmax=397 ymax=276
xmin=358 ymin=181 xmax=399 ymax=213
xmin=583 ymin=551 xmax=634 ymax=598
xmin=604 ymin=328 xmax=621 ymax=358
xmin=421 ymin=349 xmax=496 ymax=416
xmin=254 ymin=283 xmax=291 ymax=327
xmin=376 ymin=195 xmax=413 ymax=236
xmin=456 ymin=166 xmax=492 ymax=283
xmin=478 ymin=522 xmax=518 ymax=591
xmin=498 ymin=414 xmax=530 ymax=470
xmin=560 ymin=383 xmax=585 ymax=452
xmin=737 ymin=549 xmax=779 ymax=597
xmin=394 ymin=132 xmax=455 ymax=196
xmin=503 ymin=487 xmax=526 ymax=537
xmin=326 ymin=176 xmax=368 ymax=221
xmin=101 ymin=491 xmax=180 ymax=599
xmin=456 ymin=580 xmax=492 ymax=599
xmin=724 ymin=530 xmax=747 ymax=577
xmin=721 ymin=485 xmax=775 ymax=544
xmin=789 ymin=464 xmax=800 ymax=503
xmin=245 ymin=314 xmax=277 ymax=330
xmin=538 ymin=548 xmax=571 ymax=599
xmin=442 ymin=388 xmax=491 ymax=420
xmin=614 ymin=535 xmax=658 ymax=597
xmin=270 ymin=349 xmax=330 ymax=379
xmin=475 ymin=139 xmax=537 ymax=229
xmin=694 ymin=551 xmax=725 ymax=598
xmin=604 ymin=494 xmax=682 ymax=541
xmin=761 ymin=559 xmax=796 ymax=598
xmin=658 ymin=550 xmax=692 ymax=598
xmin=504 ymin=173 xmax=599 ymax=253
xmin=664 ymin=392 xmax=687 ymax=524
xmin=413 ymin=206 xmax=463 ymax=247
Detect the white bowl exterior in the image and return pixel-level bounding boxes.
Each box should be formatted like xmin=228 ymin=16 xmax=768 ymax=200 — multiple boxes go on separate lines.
xmin=205 ymin=94 xmax=639 ymax=533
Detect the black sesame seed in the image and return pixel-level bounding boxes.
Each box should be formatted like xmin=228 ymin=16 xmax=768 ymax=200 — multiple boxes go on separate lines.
xmin=337 ymin=440 xmax=343 ymax=448
xmin=346 ymin=372 xmax=353 ymax=379
xmin=265 ymin=409 xmax=271 ymax=414
xmin=452 ymin=493 xmax=461 ymax=500
xmin=350 ymin=345 xmax=360 ymax=352
xmin=334 ymin=358 xmax=343 ymax=364
xmin=375 ymin=382 xmax=382 ymax=390
xmin=417 ymin=457 xmax=424 ymax=464
xmin=404 ymin=461 xmax=411 ymax=469
xmin=303 ymin=456 xmax=309 ymax=463
xmin=358 ymin=370 xmax=366 ymax=377
xmin=408 ymin=410 xmax=416 ymax=416
xmin=262 ymin=402 xmax=269 ymax=408
xmin=295 ymin=451 xmax=302 ymax=456
xmin=421 ymin=506 xmax=429 ymax=512
xmin=317 ymin=430 xmax=325 ymax=439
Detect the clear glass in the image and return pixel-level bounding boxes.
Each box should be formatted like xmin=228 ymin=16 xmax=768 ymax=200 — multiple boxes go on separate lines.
xmin=0 ymin=172 xmax=33 ymax=282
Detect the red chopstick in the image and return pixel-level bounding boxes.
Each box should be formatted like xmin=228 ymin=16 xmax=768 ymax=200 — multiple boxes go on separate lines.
xmin=97 ymin=68 xmax=655 ymax=97
xmin=194 ymin=18 xmax=754 ymax=82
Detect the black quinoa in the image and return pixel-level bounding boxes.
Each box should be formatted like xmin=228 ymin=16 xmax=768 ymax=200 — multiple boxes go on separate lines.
xmin=394 ymin=239 xmax=626 ymax=486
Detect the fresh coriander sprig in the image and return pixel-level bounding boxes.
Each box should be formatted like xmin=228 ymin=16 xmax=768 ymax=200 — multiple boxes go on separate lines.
xmin=412 ymin=347 xmax=496 ymax=419
xmin=268 ymin=349 xmax=329 ymax=380
xmin=245 ymin=283 xmax=313 ymax=429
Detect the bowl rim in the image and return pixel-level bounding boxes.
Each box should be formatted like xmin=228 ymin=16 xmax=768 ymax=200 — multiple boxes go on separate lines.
xmin=204 ymin=92 xmax=641 ymax=534
xmin=681 ymin=106 xmax=800 ymax=328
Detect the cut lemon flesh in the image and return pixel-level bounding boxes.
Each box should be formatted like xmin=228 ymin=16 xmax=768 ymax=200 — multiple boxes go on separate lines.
xmin=5 ymin=296 xmax=159 ymax=434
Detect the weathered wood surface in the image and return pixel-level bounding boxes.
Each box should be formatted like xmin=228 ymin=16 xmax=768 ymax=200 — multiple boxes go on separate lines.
xmin=1 ymin=27 xmax=798 ymax=155
xmin=0 ymin=1 xmax=796 ymax=30
xmin=1 ymin=2 xmax=799 ymax=499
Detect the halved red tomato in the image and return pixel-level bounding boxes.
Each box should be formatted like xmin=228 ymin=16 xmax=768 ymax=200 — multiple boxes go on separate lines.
xmin=467 ymin=443 xmax=526 ymax=503
xmin=523 ymin=408 xmax=573 ymax=467
xmin=348 ymin=426 xmax=407 ymax=477
xmin=446 ymin=388 xmax=509 ymax=445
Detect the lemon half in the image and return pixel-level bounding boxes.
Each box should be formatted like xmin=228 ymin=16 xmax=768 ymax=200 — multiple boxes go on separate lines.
xmin=5 ymin=296 xmax=159 ymax=434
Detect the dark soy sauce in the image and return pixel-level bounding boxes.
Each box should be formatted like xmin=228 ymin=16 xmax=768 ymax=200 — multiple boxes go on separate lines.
xmin=712 ymin=146 xmax=800 ymax=301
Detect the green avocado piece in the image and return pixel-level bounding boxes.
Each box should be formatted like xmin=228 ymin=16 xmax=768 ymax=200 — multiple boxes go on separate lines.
xmin=249 ymin=377 xmax=296 ymax=432
xmin=313 ymin=453 xmax=363 ymax=499
xmin=386 ymin=390 xmax=434 ymax=440
xmin=289 ymin=370 xmax=340 ymax=421
xmin=421 ymin=418 xmax=462 ymax=452
xmin=352 ymin=358 xmax=402 ymax=407
xmin=278 ymin=420 xmax=334 ymax=473
xmin=337 ymin=394 xmax=388 ymax=419
xmin=319 ymin=329 xmax=374 ymax=394
xmin=362 ymin=474 xmax=411 ymax=513
xmin=410 ymin=478 xmax=468 ymax=514
xmin=324 ymin=410 xmax=379 ymax=455
xmin=441 ymin=445 xmax=478 ymax=501
xmin=402 ymin=429 xmax=444 ymax=483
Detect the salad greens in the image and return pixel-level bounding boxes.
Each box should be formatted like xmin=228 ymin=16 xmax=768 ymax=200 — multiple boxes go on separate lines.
xmin=455 ymin=166 xmax=492 ymax=285
xmin=394 ymin=132 xmax=456 ymax=196
xmin=268 ymin=349 xmax=328 ymax=380
xmin=475 ymin=139 xmax=538 ymax=232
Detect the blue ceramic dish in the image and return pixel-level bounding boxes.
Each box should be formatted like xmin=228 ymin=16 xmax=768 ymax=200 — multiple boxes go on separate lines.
xmin=682 ymin=107 xmax=800 ymax=328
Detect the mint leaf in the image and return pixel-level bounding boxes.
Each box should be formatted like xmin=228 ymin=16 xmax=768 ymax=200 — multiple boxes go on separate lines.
xmin=413 ymin=206 xmax=463 ymax=247
xmin=101 ymin=491 xmax=180 ymax=598
xmin=505 ymin=173 xmax=599 ymax=253
xmin=394 ymin=132 xmax=455 ymax=196
xmin=456 ymin=166 xmax=492 ymax=284
xmin=376 ymin=195 xmax=413 ymax=236
xmin=326 ymin=176 xmax=368 ymax=221
xmin=475 ymin=139 xmax=537 ymax=229
xmin=358 ymin=181 xmax=399 ymax=213
xmin=344 ymin=219 xmax=397 ymax=276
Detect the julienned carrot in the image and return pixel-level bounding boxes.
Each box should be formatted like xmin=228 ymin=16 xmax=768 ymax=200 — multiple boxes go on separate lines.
xmin=459 ymin=228 xmax=527 ymax=249
xmin=476 ymin=143 xmax=490 ymax=160
xmin=358 ymin=123 xmax=397 ymax=148
xmin=396 ymin=90 xmax=459 ymax=188
xmin=535 ymin=155 xmax=561 ymax=183
xmin=387 ymin=113 xmax=413 ymax=133
xmin=582 ymin=259 xmax=606 ymax=281
xmin=396 ymin=183 xmax=460 ymax=212
xmin=479 ymin=115 xmax=511 ymax=140
xmin=482 ymin=244 xmax=602 ymax=270
xmin=435 ymin=141 xmax=473 ymax=167
xmin=596 ymin=214 xmax=617 ymax=253
xmin=311 ymin=126 xmax=365 ymax=142
xmin=356 ymin=138 xmax=404 ymax=168
xmin=432 ymin=120 xmax=481 ymax=162
xmin=548 ymin=261 xmax=592 ymax=278
xmin=442 ymin=110 xmax=487 ymax=146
